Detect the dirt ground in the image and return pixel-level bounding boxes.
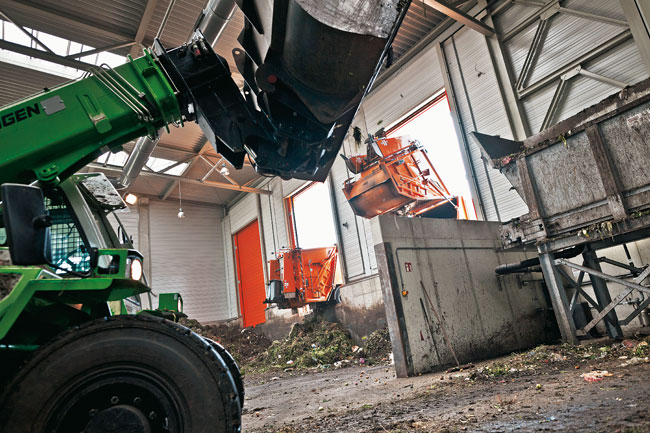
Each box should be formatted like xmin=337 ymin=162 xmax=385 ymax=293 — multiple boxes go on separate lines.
xmin=241 ymin=338 xmax=650 ymax=433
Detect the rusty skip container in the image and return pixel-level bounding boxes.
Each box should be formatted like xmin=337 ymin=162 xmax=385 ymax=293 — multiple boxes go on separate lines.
xmin=472 ymin=78 xmax=650 ymax=250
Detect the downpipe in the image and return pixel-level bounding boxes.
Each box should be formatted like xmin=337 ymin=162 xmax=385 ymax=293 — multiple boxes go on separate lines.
xmin=495 ymin=245 xmax=585 ymax=275
xmin=117 ymin=0 xmax=236 ymax=189
xmin=116 ymin=132 xmax=161 ymax=189
xmin=195 ymin=0 xmax=237 ymax=45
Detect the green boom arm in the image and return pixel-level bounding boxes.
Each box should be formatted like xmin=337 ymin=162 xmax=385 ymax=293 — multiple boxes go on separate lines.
xmin=0 ymin=50 xmax=181 ymax=186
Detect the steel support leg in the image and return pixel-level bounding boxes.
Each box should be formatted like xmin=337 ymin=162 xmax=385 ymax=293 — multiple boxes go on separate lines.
xmin=582 ymin=248 xmax=624 ymax=339
xmin=538 ymin=247 xmax=579 ymax=344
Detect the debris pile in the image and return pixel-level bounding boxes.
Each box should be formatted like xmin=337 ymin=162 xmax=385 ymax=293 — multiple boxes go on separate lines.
xmin=363 ymin=327 xmax=393 ymax=364
xmin=262 ymin=316 xmax=355 ymax=369
xmin=179 ymin=318 xmax=271 ymax=365
xmin=469 ymin=336 xmax=650 ymax=382
xmin=255 ymin=317 xmax=393 ymax=372
xmin=181 ymin=316 xmax=393 ymax=374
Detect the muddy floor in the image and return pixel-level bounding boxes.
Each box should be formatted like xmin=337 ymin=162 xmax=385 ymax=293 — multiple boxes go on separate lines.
xmin=241 ymin=339 xmax=650 ymax=433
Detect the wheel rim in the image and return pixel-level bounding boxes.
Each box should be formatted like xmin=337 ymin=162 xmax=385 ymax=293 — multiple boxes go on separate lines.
xmin=43 ymin=365 xmax=185 ymax=433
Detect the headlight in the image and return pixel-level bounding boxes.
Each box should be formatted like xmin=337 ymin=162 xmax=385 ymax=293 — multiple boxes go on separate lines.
xmin=129 ymin=258 xmax=143 ymax=280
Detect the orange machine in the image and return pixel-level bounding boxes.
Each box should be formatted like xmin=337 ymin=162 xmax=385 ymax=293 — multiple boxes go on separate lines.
xmin=342 ymin=135 xmax=469 ymax=219
xmin=265 ymin=246 xmax=340 ymax=310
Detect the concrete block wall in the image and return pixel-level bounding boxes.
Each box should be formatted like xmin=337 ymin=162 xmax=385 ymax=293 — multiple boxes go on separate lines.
xmin=372 ymin=216 xmax=557 ymax=377
xmin=333 ymin=275 xmax=387 ymax=343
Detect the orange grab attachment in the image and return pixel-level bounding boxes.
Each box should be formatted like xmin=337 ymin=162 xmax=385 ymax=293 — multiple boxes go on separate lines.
xmin=265 ymin=246 xmax=340 ymax=310
xmin=342 ymin=135 xmax=468 ymax=220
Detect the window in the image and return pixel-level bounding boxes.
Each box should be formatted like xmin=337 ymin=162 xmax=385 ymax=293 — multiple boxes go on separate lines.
xmin=286 ymin=180 xmax=337 ymax=249
xmin=95 ymin=151 xmax=189 ymax=176
xmin=0 ymin=19 xmax=125 ymax=79
xmin=387 ymin=92 xmax=476 ymax=219
xmin=46 ymin=191 xmax=91 ymax=274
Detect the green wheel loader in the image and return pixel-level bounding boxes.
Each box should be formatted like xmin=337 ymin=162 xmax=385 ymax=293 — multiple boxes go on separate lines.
xmin=0 ymin=1 xmax=408 ymax=431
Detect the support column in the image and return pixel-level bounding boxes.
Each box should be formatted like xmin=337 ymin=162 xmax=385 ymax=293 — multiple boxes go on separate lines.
xmin=375 ymin=241 xmax=412 ymax=377
xmin=137 ymin=197 xmax=153 ymax=310
xmin=538 ymin=245 xmax=579 ymax=344
xmin=620 ymin=0 xmax=650 ymax=75
xmin=582 ymin=248 xmax=624 ymax=339
xmin=481 ymin=0 xmax=531 ymax=140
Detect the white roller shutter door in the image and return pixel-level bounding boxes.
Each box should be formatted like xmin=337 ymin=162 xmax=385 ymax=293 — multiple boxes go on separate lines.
xmin=148 ymin=201 xmax=230 ymax=323
xmin=110 ymin=207 xmax=139 ymax=248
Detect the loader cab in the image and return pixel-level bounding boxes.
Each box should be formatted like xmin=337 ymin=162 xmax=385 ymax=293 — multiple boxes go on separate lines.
xmin=0 ymin=173 xmax=147 ymax=312
xmin=1 ymin=174 xmax=139 ymax=265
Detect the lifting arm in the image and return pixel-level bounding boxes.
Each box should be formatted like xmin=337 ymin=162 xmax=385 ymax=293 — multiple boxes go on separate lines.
xmin=0 ymin=50 xmax=181 ymax=186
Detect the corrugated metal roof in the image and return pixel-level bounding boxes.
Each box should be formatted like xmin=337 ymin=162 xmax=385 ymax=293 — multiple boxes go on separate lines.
xmin=145 ymin=0 xmax=206 ymax=47
xmin=0 ymin=60 xmax=67 ymax=107
xmin=393 ymin=1 xmax=447 ymax=58
xmin=0 ymin=0 xmax=144 ymax=53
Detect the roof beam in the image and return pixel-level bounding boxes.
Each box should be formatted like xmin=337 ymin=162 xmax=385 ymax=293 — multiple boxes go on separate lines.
xmin=87 ymin=163 xmax=271 ymax=195
xmin=0 ymin=7 xmax=55 ymax=53
xmin=66 ymin=41 xmax=136 ymax=59
xmin=159 ymin=142 xmax=211 ymax=200
xmin=0 ymin=39 xmax=95 ymax=70
xmin=198 ymin=155 xmax=240 ymax=185
xmin=130 ymin=0 xmax=160 ymax=57
xmin=422 ymin=0 xmax=494 ymax=36
xmin=152 ymin=142 xmax=254 ymax=167
xmin=0 ymin=0 xmax=133 ymax=43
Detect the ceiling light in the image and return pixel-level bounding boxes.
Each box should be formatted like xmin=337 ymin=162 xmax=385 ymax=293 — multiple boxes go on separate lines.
xmin=177 ymin=183 xmax=185 ymax=219
xmin=124 ymin=193 xmax=138 ymax=205
xmin=219 ymin=163 xmax=230 ymax=176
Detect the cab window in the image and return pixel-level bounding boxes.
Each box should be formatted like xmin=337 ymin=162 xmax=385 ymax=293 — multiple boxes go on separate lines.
xmin=46 ymin=192 xmax=91 ymax=274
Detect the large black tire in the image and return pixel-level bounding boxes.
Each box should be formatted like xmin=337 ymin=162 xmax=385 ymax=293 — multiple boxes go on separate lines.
xmin=205 ymin=338 xmax=245 ymax=408
xmin=0 ymin=315 xmax=241 ymax=433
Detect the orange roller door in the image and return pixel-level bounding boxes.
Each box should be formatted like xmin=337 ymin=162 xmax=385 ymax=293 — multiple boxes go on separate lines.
xmin=233 ymin=220 xmax=266 ymax=327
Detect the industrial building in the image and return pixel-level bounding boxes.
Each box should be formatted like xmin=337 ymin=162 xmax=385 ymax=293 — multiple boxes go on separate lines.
xmin=0 ymin=0 xmax=649 ymax=432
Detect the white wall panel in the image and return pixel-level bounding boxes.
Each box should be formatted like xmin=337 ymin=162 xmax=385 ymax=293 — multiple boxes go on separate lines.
xmin=363 ymin=43 xmax=443 ymax=131
xmin=258 ymin=181 xmax=278 ymax=263
xmin=499 ymin=0 xmax=648 ymax=133
xmin=148 ymin=201 xmax=230 ymax=323
xmin=222 ymin=214 xmax=239 ymax=319
xmin=443 ymin=28 xmax=529 ymax=222
xmin=281 ymin=178 xmax=308 ymax=197
xmin=229 ymin=194 xmax=258 ymax=233
xmin=521 ymin=38 xmax=647 ymax=133
xmin=271 ymin=180 xmax=290 ymax=249
xmin=110 ymin=207 xmax=139 ymax=249
xmin=330 ymin=152 xmax=367 ymax=279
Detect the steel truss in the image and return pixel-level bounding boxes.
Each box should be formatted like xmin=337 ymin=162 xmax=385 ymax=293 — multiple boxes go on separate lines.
xmin=538 ymin=243 xmax=650 ymax=344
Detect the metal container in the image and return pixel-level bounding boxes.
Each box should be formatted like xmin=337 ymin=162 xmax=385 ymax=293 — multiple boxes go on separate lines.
xmin=473 ymin=78 xmax=650 ymax=251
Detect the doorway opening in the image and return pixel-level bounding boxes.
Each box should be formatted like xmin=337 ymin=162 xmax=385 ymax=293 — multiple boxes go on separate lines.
xmin=387 ymin=92 xmax=476 ymax=219
xmin=286 ymin=180 xmax=337 ymax=249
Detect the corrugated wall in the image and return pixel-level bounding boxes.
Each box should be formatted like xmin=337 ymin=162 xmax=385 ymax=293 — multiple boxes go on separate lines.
xmin=109 ymin=206 xmax=139 ymax=249
xmin=222 ymin=214 xmax=239 ymax=319
xmin=148 ymin=200 xmax=230 ymax=323
xmin=442 ymin=27 xmax=529 ymax=221
xmin=498 ymin=0 xmax=648 ymax=134
xmin=362 ymin=43 xmax=443 ymax=130
xmin=330 ymin=153 xmax=369 ymax=279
